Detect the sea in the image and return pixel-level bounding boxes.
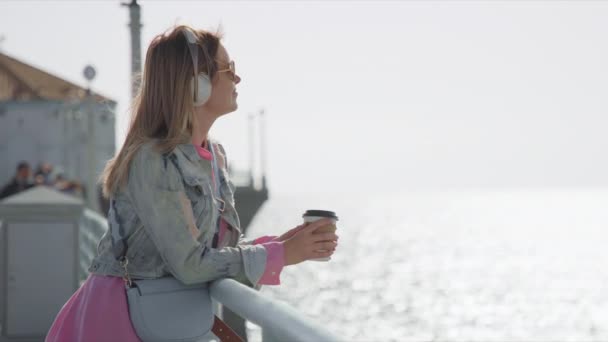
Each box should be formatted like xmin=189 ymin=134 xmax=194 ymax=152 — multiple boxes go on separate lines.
xmin=244 ymin=188 xmax=608 ymax=341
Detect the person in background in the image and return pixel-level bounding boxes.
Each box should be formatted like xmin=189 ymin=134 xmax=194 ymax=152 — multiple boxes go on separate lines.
xmin=0 ymin=161 xmax=34 ymax=199
xmin=52 ymin=174 xmax=84 ymax=198
xmin=34 ymin=162 xmax=54 ymax=186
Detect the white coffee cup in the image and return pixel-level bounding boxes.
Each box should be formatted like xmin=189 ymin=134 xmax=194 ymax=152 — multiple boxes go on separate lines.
xmin=302 ymin=209 xmax=339 ymax=262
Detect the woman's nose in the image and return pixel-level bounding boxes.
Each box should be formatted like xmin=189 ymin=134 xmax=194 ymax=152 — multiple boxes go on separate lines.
xmin=235 ymin=74 xmax=241 ymax=84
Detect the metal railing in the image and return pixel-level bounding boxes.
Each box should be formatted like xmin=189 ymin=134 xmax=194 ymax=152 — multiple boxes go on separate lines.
xmin=78 ymin=208 xmax=108 ymax=282
xmin=77 ymin=210 xmax=339 ymax=341
xmin=210 ymin=278 xmax=339 ymax=342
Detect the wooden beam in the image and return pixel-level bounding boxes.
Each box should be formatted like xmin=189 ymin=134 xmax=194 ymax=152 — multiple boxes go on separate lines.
xmin=0 ymin=59 xmax=41 ymax=100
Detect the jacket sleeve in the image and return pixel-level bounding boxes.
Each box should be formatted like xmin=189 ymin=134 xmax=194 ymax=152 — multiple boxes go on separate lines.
xmin=238 ymin=234 xmax=258 ymax=245
xmin=126 ymin=145 xmax=268 ymax=286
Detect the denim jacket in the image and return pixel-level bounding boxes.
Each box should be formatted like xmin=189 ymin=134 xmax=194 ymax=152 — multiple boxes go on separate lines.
xmin=88 ymin=140 xmax=267 ymax=286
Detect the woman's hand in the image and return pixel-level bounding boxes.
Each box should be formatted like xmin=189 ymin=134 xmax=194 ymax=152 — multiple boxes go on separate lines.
xmin=282 ymin=218 xmax=339 ymax=266
xmin=275 ymin=224 xmax=306 ymax=242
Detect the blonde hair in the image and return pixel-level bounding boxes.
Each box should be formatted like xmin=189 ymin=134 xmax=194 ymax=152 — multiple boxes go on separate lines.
xmin=100 ymin=25 xmax=224 ymax=198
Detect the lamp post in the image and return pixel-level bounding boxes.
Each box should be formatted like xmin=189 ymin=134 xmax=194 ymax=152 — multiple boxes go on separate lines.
xmin=259 ymin=108 xmax=267 ymax=190
xmin=248 ymin=113 xmax=255 ymax=187
xmin=122 ymin=0 xmax=143 ymax=99
xmin=83 ymin=65 xmax=99 ymax=212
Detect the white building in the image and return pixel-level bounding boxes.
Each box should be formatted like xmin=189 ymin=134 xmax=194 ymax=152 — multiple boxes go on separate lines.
xmin=0 ymin=51 xmax=116 ymax=211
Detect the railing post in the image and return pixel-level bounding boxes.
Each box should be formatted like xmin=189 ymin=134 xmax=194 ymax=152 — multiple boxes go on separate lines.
xmin=261 ymin=327 xmax=281 ymax=342
xmin=222 ymin=307 xmax=249 ymax=341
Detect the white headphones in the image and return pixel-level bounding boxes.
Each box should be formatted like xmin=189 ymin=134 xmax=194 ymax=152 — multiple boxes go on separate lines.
xmin=183 ymin=29 xmax=212 ymax=106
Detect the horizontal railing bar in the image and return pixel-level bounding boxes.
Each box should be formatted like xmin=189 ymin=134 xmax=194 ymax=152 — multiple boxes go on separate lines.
xmin=209 ymin=278 xmax=339 ymax=342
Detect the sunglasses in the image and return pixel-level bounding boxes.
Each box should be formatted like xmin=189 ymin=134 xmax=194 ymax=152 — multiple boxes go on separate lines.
xmin=216 ymin=60 xmax=236 ymax=81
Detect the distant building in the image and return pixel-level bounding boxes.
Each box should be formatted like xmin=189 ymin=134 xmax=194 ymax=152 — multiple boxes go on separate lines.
xmin=0 ymin=51 xmax=116 ymax=211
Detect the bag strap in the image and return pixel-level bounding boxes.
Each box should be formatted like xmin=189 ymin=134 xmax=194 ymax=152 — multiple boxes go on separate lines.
xmin=209 ymin=143 xmax=247 ymax=342
xmin=209 ymin=141 xmax=226 ymax=248
xmin=212 ymin=316 xmax=245 ymax=342
xmin=203 ymin=141 xmax=246 ymax=342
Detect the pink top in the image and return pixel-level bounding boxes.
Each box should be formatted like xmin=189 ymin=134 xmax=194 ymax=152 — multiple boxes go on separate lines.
xmin=195 ymin=142 xmax=284 ymax=285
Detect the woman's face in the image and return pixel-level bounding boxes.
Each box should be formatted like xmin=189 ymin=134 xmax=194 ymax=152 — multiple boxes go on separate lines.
xmin=202 ymin=43 xmax=241 ymax=116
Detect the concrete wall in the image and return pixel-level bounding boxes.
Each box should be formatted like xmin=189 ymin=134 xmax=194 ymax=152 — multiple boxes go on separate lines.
xmin=0 ymin=100 xmax=115 ymax=195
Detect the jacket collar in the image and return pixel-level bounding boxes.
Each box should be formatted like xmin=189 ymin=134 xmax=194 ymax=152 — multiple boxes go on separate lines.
xmin=174 ymin=139 xmax=215 ymax=163
xmin=174 ymin=143 xmax=203 ymax=163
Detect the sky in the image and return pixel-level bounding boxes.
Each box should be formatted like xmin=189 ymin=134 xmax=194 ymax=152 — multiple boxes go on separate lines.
xmin=2 ymin=0 xmax=607 ymax=196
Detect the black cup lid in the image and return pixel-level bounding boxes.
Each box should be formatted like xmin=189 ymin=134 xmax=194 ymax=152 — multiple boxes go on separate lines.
xmin=302 ymin=210 xmax=338 ymax=220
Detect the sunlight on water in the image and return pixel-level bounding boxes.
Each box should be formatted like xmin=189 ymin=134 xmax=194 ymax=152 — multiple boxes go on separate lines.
xmin=245 ymin=188 xmax=608 ymax=341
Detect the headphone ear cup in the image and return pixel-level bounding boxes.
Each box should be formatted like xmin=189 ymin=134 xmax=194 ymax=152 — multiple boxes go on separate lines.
xmin=193 ymin=74 xmax=212 ymax=106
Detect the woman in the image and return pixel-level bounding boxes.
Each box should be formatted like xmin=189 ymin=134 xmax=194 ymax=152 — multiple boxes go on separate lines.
xmin=46 ymin=24 xmax=339 ymax=341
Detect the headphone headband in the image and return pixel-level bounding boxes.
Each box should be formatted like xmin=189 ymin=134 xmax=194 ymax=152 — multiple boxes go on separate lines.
xmin=183 ymin=29 xmax=199 ymax=79
xmin=182 ymin=28 xmax=212 ymax=106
